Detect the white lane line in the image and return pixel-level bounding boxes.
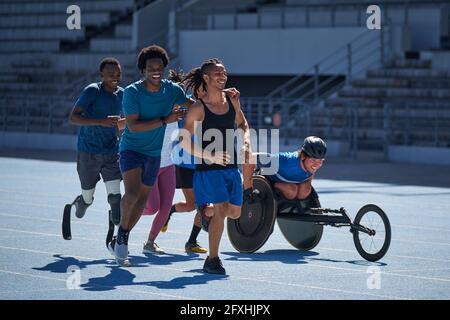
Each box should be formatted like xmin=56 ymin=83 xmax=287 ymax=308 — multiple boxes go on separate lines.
xmin=325 ymin=230 xmax=450 ymax=247
xmin=0 ymin=268 xmax=192 ymax=300
xmin=0 ymin=227 xmax=189 ymax=254
xmin=0 ymin=213 xmax=109 ymax=227
xmin=311 ymin=267 xmax=450 ymax=278
xmin=0 ymin=199 xmax=108 ymax=213
xmin=0 ymin=245 xmax=408 ymax=300
xmin=0 ymin=288 xmax=69 ymax=295
xmin=2 ymin=206 xmax=450 ymax=239
xmin=228 ymin=246 xmax=450 ymax=284
xmin=386 ymin=267 xmax=450 ymax=274
xmin=231 ymin=275 xmax=409 ymax=300
xmin=2 ymin=213 xmax=450 ymax=264
xmin=2 ymin=198 xmax=450 ymax=235
xmin=0 ymin=186 xmax=73 ymax=198
xmin=1 ymin=227 xmax=450 ymax=286
xmin=394 ymin=224 xmax=450 ymax=233
xmin=271 ymin=241 xmax=450 ymax=263
xmin=0 ymin=213 xmax=190 ymax=237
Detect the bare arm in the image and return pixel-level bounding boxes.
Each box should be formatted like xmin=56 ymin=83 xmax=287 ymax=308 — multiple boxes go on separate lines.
xmin=224 ymin=87 xmax=250 ymax=141
xmin=179 ymin=102 xmax=205 ymax=159
xmin=125 ymin=114 xmax=164 ymax=132
xmin=117 ymin=118 xmax=126 ymax=131
xmin=235 ymin=109 xmax=251 ymax=145
xmin=182 ymin=97 xmax=196 ymax=108
xmin=126 ymin=107 xmax=183 ymax=133
xmin=227 ymin=90 xmax=253 ymax=163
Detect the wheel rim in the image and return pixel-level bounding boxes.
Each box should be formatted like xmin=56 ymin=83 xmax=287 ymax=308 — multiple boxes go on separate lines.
xmin=356 ymin=211 xmax=387 ymax=255
xmin=353 ymin=204 xmax=391 ymax=261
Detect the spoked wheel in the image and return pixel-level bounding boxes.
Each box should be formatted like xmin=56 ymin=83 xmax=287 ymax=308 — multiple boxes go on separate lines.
xmin=352 ymin=204 xmax=391 ymax=262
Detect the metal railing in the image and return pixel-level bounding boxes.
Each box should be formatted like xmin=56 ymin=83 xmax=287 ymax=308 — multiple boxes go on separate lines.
xmin=238 ymin=97 xmax=450 ymax=157
xmin=267 ymin=25 xmax=389 ymax=104
xmin=1 ymin=95 xmax=448 ymax=158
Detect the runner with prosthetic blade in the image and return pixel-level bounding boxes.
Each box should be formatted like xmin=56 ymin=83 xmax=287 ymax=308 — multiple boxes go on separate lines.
xmin=63 ymin=58 xmax=125 ymax=247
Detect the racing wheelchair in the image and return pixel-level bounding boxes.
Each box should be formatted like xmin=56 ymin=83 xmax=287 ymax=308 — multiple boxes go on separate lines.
xmin=227 ymin=174 xmax=391 ymax=262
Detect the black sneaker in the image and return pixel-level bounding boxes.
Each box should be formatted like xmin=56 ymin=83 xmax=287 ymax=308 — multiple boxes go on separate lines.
xmin=203 ymin=256 xmax=226 ymax=275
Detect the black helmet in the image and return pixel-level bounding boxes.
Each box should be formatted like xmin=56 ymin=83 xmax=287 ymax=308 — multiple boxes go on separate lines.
xmin=301 ymin=136 xmax=327 ymax=159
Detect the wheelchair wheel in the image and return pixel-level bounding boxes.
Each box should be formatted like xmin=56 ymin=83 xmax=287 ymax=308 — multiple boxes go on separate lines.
xmin=277 ymin=196 xmax=323 ymax=251
xmin=227 ymin=176 xmax=277 ymax=253
xmin=277 ymin=218 xmax=323 ymax=251
xmin=352 ymin=204 xmax=391 ymax=262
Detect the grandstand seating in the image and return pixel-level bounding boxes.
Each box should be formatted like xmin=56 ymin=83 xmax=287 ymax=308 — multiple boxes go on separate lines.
xmin=0 ymin=0 xmax=140 ymax=134
xmin=316 ymin=57 xmax=450 ymax=149
xmin=0 ymin=0 xmax=449 ymax=155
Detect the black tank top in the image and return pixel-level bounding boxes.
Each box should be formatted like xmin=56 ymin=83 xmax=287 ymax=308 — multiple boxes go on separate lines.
xmin=196 ymin=97 xmax=238 ymax=171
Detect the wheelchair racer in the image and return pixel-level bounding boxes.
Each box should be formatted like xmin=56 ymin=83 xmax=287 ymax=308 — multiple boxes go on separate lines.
xmin=250 ymin=136 xmax=327 ymax=212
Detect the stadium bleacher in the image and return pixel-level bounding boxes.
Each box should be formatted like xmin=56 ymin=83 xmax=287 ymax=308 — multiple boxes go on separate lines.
xmin=0 ymin=0 xmax=449 ymax=159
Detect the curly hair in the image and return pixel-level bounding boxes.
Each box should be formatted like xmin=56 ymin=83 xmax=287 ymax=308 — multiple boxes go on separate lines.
xmin=137 ymin=45 xmax=169 ymax=72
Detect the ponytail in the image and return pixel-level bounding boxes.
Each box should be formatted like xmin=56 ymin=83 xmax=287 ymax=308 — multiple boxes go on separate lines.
xmin=168 ymin=69 xmax=184 ymax=84
xmin=183 ymin=67 xmax=204 ymax=99
xmin=183 ymin=58 xmax=223 ymax=99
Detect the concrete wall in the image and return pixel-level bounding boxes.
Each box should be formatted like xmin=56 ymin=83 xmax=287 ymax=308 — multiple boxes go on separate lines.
xmin=0 ymin=132 xmax=348 ymax=157
xmin=3 ymin=132 xmax=449 ymax=165
xmin=391 ymin=7 xmax=441 ymax=51
xmin=179 ymin=27 xmax=407 ymax=75
xmin=0 ymin=53 xmax=136 ymax=72
xmin=133 ymin=0 xmax=176 ymax=50
xmin=388 ymin=145 xmax=450 ymax=166
xmin=0 ymin=132 xmax=77 ymax=151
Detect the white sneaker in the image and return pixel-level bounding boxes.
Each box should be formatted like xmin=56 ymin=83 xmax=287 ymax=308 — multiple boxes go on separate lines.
xmin=142 ymin=241 xmax=165 ymax=255
xmin=115 ymin=257 xmax=131 ymax=267
xmin=114 ymin=241 xmax=130 ymax=267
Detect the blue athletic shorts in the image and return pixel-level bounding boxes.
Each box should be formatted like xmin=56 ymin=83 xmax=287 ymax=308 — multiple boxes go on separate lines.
xmin=119 ymin=150 xmax=161 ymax=187
xmin=193 ymin=168 xmax=243 ymax=206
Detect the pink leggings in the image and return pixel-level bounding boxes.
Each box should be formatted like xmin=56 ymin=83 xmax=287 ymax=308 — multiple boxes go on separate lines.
xmin=142 ymin=165 xmax=176 ymax=237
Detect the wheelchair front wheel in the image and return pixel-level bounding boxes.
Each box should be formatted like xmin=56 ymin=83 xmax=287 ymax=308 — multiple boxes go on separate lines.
xmin=352 ymin=204 xmax=391 ymax=262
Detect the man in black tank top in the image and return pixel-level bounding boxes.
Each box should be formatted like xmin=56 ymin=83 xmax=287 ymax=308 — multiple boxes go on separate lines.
xmin=180 ymin=59 xmax=257 ymax=274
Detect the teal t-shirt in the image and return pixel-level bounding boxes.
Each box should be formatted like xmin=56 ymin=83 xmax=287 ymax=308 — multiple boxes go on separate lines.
xmin=119 ymin=79 xmax=187 ymax=156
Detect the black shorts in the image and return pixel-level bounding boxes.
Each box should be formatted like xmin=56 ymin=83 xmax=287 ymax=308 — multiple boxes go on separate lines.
xmin=175 ymin=166 xmax=194 ymax=189
xmin=77 ymin=152 xmax=122 ymax=190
